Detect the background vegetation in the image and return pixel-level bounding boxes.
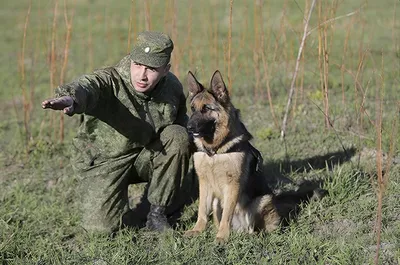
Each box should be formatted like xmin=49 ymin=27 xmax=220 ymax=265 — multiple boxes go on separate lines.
xmin=1 ymin=0 xmax=399 ymax=264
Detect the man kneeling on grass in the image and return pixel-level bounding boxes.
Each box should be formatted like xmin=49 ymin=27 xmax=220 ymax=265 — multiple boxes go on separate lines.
xmin=42 ymin=31 xmax=195 ymax=233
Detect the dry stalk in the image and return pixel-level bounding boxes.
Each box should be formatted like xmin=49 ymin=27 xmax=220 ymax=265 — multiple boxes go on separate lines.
xmin=261 ymin=50 xmax=279 ymax=129
xmin=126 ymin=1 xmax=135 ymax=53
xmin=87 ymin=8 xmax=93 ymax=71
xmin=19 ymin=0 xmax=32 ymax=146
xmin=280 ymin=0 xmax=316 ymax=140
xmin=321 ymin=2 xmax=330 ymax=129
xmin=306 ymin=5 xmax=364 ymax=38
xmin=299 ymin=0 xmax=310 ymax=103
xmin=252 ymin=0 xmax=261 ymax=101
xmin=59 ymin=0 xmax=76 ymax=143
xmin=227 ymin=0 xmax=233 ymax=93
xmin=373 ymin=51 xmax=384 ymax=265
xmin=260 ymin=1 xmax=279 ymax=129
xmin=240 ymin=3 xmax=249 ymax=79
xmin=49 ymin=0 xmax=59 ymax=140
xmin=392 ymin=1 xmax=398 ymax=53
xmin=170 ymin=0 xmax=179 ymax=77
xmin=272 ymin=3 xmax=286 ymax=63
xmin=186 ymin=1 xmax=193 ymax=67
xmin=144 ymin=1 xmax=151 ymax=31
xmin=373 ymin=50 xmax=398 ymax=265
xmin=340 ymin=16 xmax=355 ymax=104
xmin=354 ymin=48 xmax=367 ymax=134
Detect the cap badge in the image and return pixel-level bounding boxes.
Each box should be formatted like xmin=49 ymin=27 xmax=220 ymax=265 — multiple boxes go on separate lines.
xmin=144 ymin=47 xmax=150 ymax=53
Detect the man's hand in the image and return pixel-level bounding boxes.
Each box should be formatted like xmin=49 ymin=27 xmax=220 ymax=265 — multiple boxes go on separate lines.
xmin=41 ymin=96 xmax=75 ymax=116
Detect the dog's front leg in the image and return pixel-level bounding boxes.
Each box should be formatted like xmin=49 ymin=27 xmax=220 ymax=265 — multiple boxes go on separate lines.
xmin=184 ymin=178 xmax=211 ymax=237
xmin=216 ymin=184 xmax=239 ymax=243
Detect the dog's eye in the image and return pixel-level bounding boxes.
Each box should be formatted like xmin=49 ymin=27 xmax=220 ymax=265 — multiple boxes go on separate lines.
xmin=201 ymin=104 xmax=214 ymax=113
xmin=190 ymin=106 xmax=196 ymax=112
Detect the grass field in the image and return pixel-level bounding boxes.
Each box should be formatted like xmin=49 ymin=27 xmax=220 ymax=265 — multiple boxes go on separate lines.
xmin=1 ymin=0 xmax=399 ymax=264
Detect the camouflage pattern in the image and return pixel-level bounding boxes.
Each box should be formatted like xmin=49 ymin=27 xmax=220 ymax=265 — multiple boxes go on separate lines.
xmin=130 ymin=31 xmax=173 ymax=68
xmin=56 ymin=54 xmax=195 ymax=233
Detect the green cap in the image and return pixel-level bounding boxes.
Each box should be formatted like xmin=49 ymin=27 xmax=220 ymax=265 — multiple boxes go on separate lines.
xmin=130 ymin=31 xmax=174 ymax=68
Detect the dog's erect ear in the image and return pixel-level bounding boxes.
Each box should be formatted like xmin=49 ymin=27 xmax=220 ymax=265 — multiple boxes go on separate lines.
xmin=187 ymin=71 xmax=204 ymax=98
xmin=210 ymin=70 xmax=229 ymax=103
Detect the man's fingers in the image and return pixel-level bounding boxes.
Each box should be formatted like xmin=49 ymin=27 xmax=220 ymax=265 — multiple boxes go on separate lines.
xmin=41 ymin=96 xmax=74 ymax=111
xmin=41 ymin=100 xmax=52 ymax=109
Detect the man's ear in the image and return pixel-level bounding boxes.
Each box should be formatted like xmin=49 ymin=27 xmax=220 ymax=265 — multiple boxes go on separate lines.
xmin=164 ymin=64 xmax=171 ymax=74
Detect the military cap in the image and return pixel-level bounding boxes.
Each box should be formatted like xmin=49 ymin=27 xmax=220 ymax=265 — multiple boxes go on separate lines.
xmin=130 ymin=31 xmax=174 ymax=68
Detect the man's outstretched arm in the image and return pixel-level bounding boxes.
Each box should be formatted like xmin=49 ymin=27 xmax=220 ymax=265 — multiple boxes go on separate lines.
xmin=41 ymin=68 xmax=115 ymax=116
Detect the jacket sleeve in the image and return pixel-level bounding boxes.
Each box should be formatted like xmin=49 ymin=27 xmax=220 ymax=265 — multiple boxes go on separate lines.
xmin=54 ymin=68 xmax=115 ymax=114
xmin=174 ymin=89 xmax=189 ymax=127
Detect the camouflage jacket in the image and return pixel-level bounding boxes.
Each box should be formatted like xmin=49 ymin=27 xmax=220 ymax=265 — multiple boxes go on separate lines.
xmin=55 ymin=55 xmax=188 ymax=160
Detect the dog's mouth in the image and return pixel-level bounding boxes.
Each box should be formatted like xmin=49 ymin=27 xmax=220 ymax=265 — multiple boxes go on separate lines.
xmin=191 ymin=132 xmax=201 ymax=137
xmin=187 ymin=121 xmax=216 ymax=139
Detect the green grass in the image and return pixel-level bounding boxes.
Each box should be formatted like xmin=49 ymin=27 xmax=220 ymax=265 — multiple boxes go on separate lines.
xmin=1 ymin=0 xmax=399 ymax=264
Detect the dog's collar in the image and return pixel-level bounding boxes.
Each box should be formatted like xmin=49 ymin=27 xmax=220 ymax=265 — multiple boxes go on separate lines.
xmin=216 ymin=134 xmax=246 ymax=154
xmin=196 ymin=134 xmax=247 ymax=156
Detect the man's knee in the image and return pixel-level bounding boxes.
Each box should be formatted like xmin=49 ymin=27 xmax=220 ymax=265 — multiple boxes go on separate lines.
xmin=160 ymin=125 xmax=190 ymax=153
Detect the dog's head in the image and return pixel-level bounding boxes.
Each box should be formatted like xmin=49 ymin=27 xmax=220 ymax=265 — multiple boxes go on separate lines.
xmin=186 ymin=70 xmax=232 ymax=143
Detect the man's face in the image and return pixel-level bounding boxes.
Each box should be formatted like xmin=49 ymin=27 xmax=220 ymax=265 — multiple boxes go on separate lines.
xmin=130 ymin=61 xmax=170 ymax=93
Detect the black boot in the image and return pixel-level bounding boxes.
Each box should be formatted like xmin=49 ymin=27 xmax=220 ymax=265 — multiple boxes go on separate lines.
xmin=146 ymin=205 xmax=171 ymax=232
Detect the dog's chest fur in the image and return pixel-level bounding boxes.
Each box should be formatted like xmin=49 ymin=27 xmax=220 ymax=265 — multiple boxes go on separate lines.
xmin=193 ymin=151 xmax=247 ymax=198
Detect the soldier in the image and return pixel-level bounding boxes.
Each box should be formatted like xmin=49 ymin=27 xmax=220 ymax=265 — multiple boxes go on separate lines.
xmin=42 ymin=31 xmax=195 ymax=233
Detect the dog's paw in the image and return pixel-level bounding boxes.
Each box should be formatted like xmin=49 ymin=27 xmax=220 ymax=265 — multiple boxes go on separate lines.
xmin=215 ymin=230 xmax=229 ymax=244
xmin=184 ymin=230 xmax=201 ymax=237
xmin=215 ymin=235 xmax=228 ymax=245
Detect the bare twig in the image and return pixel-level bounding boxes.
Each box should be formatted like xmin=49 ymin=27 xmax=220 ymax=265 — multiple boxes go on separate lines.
xmin=126 ymin=1 xmax=135 ymax=53
xmin=59 ymin=0 xmax=76 ymax=143
xmin=373 ymin=50 xmax=384 ymax=265
xmin=19 ymin=0 xmax=32 ymax=146
xmin=49 ymin=0 xmax=58 ymax=138
xmin=306 ymin=5 xmax=364 ymax=38
xmin=144 ymin=1 xmax=151 ymax=31
xmin=227 ymin=0 xmax=233 ymax=92
xmin=280 ymin=0 xmax=316 ymax=140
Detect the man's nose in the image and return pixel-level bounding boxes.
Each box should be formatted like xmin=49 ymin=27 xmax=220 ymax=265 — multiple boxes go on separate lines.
xmin=138 ymin=66 xmax=147 ymax=80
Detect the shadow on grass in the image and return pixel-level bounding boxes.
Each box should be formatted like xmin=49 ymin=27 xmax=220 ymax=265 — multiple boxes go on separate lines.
xmin=264 ymin=146 xmax=357 ymax=188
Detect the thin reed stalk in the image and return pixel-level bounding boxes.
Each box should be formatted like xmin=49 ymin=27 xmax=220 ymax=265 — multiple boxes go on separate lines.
xmin=19 ymin=0 xmax=32 ymax=146
xmin=144 ymin=1 xmax=151 ymax=31
xmin=59 ymin=0 xmax=76 ymax=143
xmin=127 ymin=1 xmax=135 ymax=53
xmin=170 ymin=0 xmax=179 ymax=77
xmin=392 ymin=1 xmax=398 ymax=53
xmin=252 ymin=0 xmax=261 ymax=101
xmin=227 ymin=0 xmax=233 ymax=93
xmin=340 ymin=16 xmax=354 ymax=104
xmin=280 ymin=0 xmax=316 ymax=140
xmin=186 ymin=1 xmax=193 ymax=67
xmin=260 ymin=1 xmax=279 ymax=129
xmin=49 ymin=0 xmax=59 ymax=140
xmin=319 ymin=1 xmax=330 ymax=129
xmin=373 ymin=51 xmax=384 ymax=265
xmin=87 ymin=8 xmax=93 ymax=71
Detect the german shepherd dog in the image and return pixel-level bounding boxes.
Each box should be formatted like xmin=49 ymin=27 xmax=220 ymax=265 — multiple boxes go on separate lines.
xmin=184 ymin=70 xmax=324 ymax=243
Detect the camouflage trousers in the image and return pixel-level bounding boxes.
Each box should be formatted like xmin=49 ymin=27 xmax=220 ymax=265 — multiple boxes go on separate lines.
xmin=71 ymin=125 xmax=196 ymax=233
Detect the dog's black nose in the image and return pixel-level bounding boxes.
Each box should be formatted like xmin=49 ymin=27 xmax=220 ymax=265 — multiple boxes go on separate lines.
xmin=187 ymin=123 xmax=194 ymax=133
